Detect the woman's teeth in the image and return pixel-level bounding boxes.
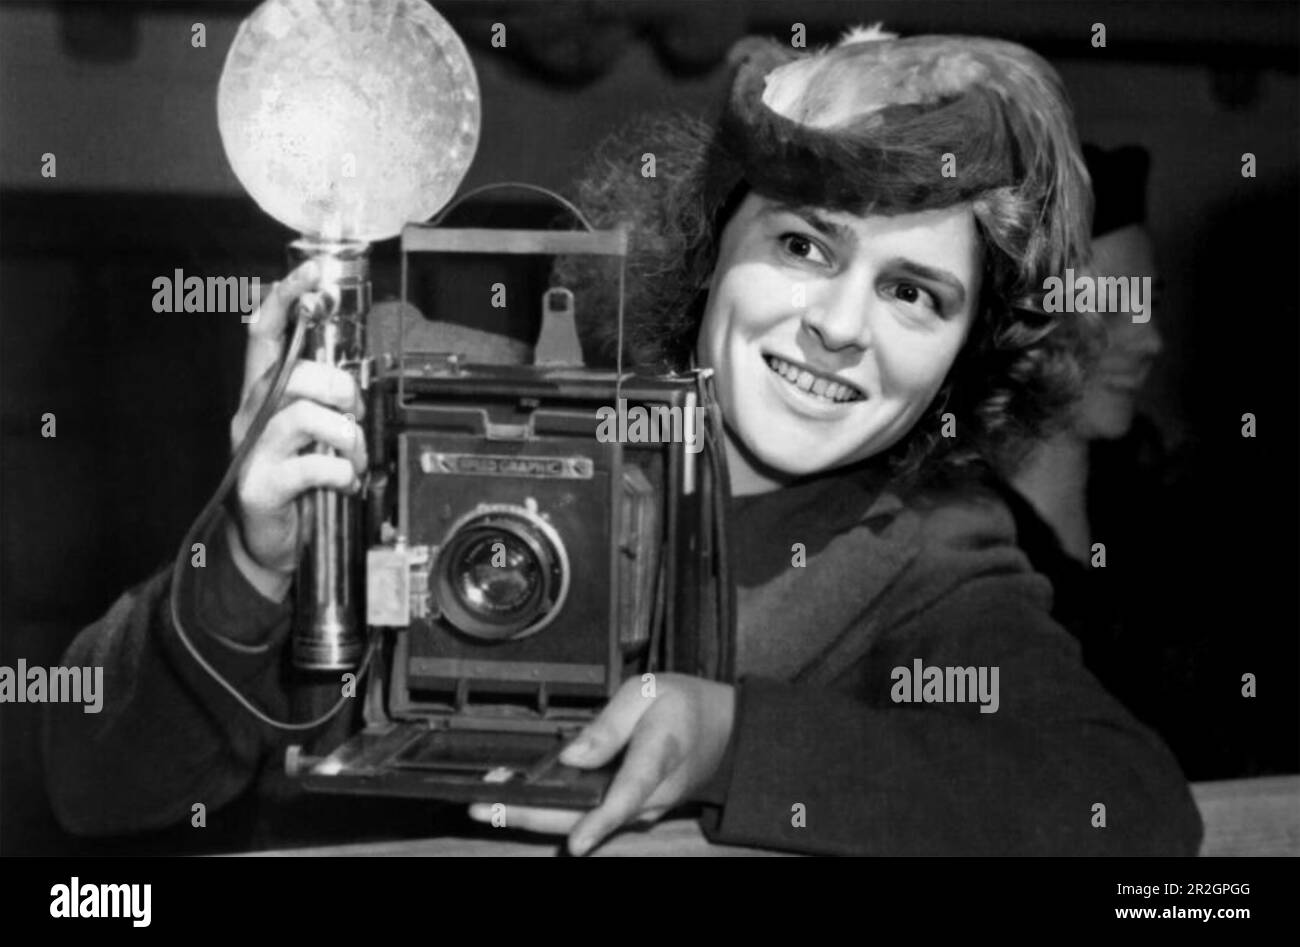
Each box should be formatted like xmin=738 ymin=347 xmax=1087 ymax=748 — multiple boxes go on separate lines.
xmin=765 ymin=355 xmax=863 ymax=403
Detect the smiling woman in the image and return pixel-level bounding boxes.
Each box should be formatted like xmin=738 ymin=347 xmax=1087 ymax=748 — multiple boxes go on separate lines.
xmin=564 ymin=41 xmax=1100 ymax=493
xmin=527 ymin=26 xmax=1204 ymax=856
xmin=697 ymin=196 xmax=983 ymax=492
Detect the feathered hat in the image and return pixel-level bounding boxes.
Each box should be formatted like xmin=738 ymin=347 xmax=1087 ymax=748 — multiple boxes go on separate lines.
xmin=702 ymin=25 xmax=1094 ymax=302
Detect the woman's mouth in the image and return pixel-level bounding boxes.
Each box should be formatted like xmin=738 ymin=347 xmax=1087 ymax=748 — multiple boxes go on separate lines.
xmin=763 ymin=354 xmax=866 ymax=404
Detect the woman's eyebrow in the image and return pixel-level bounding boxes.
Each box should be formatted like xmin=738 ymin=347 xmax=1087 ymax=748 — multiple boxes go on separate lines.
xmin=764 ymin=204 xmax=969 ymax=304
xmin=765 ymin=202 xmax=857 ymax=246
xmin=884 ymin=257 xmax=968 ymax=306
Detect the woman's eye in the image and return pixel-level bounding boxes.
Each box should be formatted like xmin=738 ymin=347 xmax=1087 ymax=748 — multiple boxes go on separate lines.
xmin=779 ymin=233 xmax=830 ymax=266
xmin=891 ymin=281 xmax=940 ymax=314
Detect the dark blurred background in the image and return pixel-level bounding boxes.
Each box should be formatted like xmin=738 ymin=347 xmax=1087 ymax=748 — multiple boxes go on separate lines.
xmin=2 ymin=0 xmax=1297 ymax=855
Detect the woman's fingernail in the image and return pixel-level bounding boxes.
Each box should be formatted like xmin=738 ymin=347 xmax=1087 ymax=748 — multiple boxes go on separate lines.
xmin=570 ymin=834 xmax=592 ymax=856
xmin=561 ymin=738 xmax=590 ymax=763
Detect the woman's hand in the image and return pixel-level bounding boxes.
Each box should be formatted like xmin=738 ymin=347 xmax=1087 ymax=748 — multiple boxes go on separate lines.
xmin=469 ymin=673 xmax=736 ymax=855
xmin=227 ymin=260 xmax=368 ymax=605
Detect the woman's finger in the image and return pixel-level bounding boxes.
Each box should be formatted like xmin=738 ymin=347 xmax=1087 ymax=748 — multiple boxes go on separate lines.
xmin=262 ymin=400 xmax=367 ymax=473
xmin=633 ymin=806 xmax=670 ymax=826
xmin=559 ymin=676 xmax=657 ymax=769
xmin=280 ymin=361 xmax=365 ymax=419
xmin=566 ymin=724 xmax=684 ymax=855
xmin=257 ymin=453 xmax=358 ymax=510
xmin=467 ymin=804 xmax=582 ymax=837
xmin=233 ymin=361 xmax=364 ymax=453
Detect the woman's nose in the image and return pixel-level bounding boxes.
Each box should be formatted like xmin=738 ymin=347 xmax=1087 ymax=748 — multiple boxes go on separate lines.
xmin=799 ymin=278 xmax=872 ymax=352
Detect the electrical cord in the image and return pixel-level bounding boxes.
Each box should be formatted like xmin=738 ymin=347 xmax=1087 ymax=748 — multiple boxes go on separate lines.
xmin=167 ymin=304 xmax=376 ymax=732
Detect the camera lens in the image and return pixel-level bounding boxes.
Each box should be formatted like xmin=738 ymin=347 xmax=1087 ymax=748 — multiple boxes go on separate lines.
xmin=434 ymin=504 xmax=569 ymax=641
xmin=454 ymin=532 xmax=541 ymax=614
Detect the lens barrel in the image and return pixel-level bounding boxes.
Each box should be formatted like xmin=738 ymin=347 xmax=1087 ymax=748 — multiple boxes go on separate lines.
xmin=434 ymin=503 xmax=569 ymax=641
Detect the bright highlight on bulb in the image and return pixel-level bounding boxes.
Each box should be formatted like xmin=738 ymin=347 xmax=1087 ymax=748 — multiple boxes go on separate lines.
xmin=217 ymin=0 xmax=480 ymax=242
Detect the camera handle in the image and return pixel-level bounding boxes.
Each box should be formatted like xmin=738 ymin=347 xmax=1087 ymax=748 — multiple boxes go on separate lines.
xmin=287 ymin=238 xmax=371 ymax=673
xmin=166 ymin=290 xmax=380 ymax=732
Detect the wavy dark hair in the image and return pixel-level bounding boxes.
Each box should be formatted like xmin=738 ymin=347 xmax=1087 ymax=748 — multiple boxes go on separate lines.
xmin=557 ymin=99 xmax=1100 ymax=488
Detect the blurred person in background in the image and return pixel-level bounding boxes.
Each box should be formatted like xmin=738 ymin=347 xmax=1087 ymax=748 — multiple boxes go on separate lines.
xmin=997 ymin=144 xmax=1234 ymax=779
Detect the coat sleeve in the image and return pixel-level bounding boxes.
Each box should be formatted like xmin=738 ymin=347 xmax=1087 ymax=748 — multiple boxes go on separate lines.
xmin=700 ymin=572 xmax=1204 ymax=855
xmin=42 ymin=511 xmax=294 ymax=837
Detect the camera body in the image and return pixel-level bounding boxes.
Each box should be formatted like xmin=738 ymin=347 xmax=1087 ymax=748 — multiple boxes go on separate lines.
xmin=288 ymin=211 xmax=732 ymax=807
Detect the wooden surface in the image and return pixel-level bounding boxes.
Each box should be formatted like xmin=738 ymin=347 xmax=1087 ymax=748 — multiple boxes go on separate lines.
xmin=1189 ymin=774 xmax=1300 ymax=856
xmin=244 ymin=775 xmax=1299 ymax=857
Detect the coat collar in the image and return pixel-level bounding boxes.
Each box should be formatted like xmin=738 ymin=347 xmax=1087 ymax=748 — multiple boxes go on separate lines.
xmin=727 ymin=460 xmax=922 ymax=682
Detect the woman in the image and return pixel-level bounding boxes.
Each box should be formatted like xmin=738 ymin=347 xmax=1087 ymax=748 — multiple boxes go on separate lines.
xmin=470 ymin=30 xmax=1202 ymax=854
xmin=45 ymin=27 xmax=1202 ymax=856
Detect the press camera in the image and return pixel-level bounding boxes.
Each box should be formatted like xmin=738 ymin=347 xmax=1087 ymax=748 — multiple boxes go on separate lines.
xmin=283 ymin=200 xmax=734 ymax=807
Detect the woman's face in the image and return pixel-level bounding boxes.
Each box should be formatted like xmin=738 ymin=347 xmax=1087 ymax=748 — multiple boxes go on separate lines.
xmin=695 ymin=192 xmax=982 ymax=492
xmin=1074 ymin=225 xmax=1164 ymax=440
